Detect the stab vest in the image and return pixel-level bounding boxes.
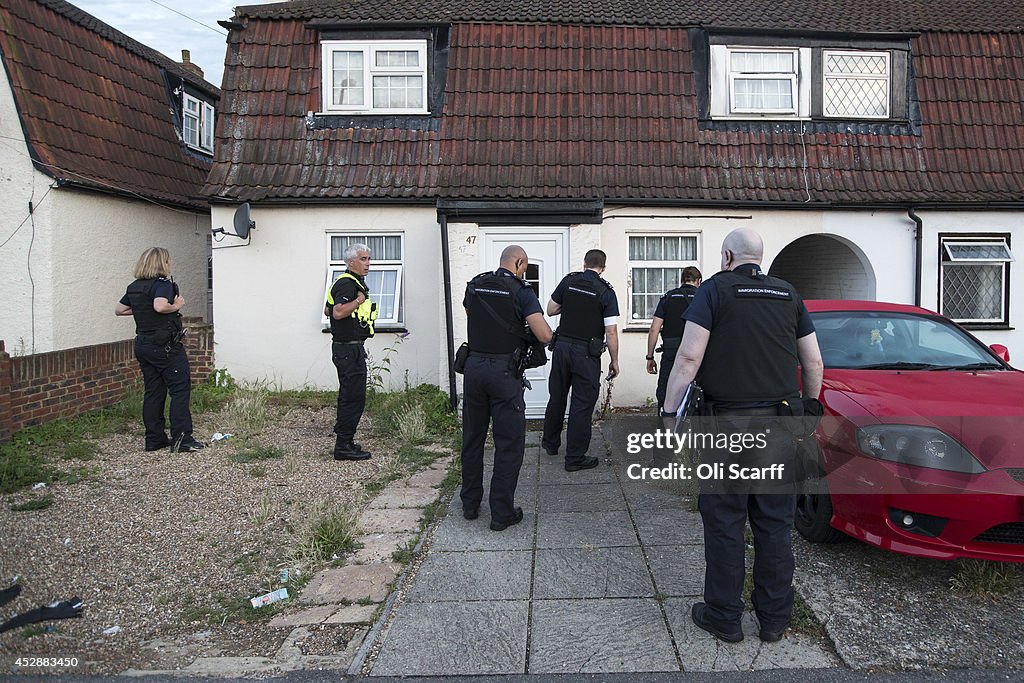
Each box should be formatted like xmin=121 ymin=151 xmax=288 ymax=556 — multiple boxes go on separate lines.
xmin=327 ymin=272 xmax=376 ymax=340
xmin=125 ymin=278 xmax=182 ymax=339
xmin=659 ymin=284 xmax=698 ymax=342
xmin=557 ymin=272 xmax=610 ymax=341
xmin=696 ymin=268 xmax=802 ymax=404
xmin=466 ymin=271 xmax=527 ymax=354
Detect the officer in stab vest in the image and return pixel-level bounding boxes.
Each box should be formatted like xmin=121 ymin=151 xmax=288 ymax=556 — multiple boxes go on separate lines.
xmin=541 ymin=249 xmax=620 ymax=471
xmin=664 ymin=228 xmax=823 ymax=645
xmin=462 ymin=245 xmax=552 ymax=531
xmin=115 ymin=247 xmax=205 ymax=452
xmin=646 ymin=266 xmax=702 ymax=413
xmin=326 ymin=243 xmax=378 ymax=461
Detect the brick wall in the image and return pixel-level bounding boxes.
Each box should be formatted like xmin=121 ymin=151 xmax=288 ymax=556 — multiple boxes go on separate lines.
xmin=0 ymin=318 xmax=213 ymax=443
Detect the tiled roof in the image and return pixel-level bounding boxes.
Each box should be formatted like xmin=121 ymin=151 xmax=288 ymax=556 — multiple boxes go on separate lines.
xmin=204 ymin=17 xmax=1024 ymax=205
xmin=0 ymin=0 xmax=220 ymax=210
xmin=236 ymin=0 xmax=1024 ymax=33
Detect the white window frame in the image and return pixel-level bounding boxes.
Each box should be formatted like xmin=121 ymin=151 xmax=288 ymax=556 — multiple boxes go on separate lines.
xmin=939 ymin=237 xmax=1013 ymax=325
xmin=320 ymin=40 xmax=429 ymax=115
xmin=822 ymin=50 xmax=891 ymax=119
xmin=182 ymin=93 xmax=215 ymax=154
xmin=626 ymin=233 xmax=700 ymax=326
xmin=323 ymin=233 xmax=405 ymax=328
xmin=710 ymin=45 xmax=811 ymax=119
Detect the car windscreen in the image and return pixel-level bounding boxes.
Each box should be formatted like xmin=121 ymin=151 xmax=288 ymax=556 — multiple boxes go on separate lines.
xmin=811 ymin=311 xmax=1005 ymax=370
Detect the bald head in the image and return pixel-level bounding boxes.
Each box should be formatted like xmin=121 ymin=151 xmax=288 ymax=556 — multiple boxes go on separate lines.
xmin=722 ymin=228 xmax=764 ymax=269
xmin=499 ymin=245 xmax=528 ymax=274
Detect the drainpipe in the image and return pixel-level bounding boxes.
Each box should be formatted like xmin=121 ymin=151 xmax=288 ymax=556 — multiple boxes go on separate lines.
xmin=908 ymin=208 xmax=923 ymax=307
xmin=439 ymin=214 xmax=459 ymax=411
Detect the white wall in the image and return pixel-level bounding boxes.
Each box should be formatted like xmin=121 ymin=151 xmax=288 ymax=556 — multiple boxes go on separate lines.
xmin=211 ymin=205 xmax=444 ymax=390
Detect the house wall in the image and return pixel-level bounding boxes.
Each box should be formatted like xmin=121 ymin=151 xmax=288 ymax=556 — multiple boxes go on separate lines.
xmin=1 ymin=58 xmax=210 ymax=354
xmin=210 ymin=205 xmax=445 ymax=390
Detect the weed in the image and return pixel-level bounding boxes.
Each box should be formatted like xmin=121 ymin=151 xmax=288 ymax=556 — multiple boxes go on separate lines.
xmin=367 ymin=335 xmax=406 ymax=393
xmin=18 ymin=625 xmax=46 ymax=638
xmin=251 ymin=494 xmax=275 ymax=527
xmin=391 ymin=539 xmax=417 ymax=565
xmin=224 ymin=383 xmax=271 ymax=434
xmin=950 ymin=560 xmax=1023 ymax=598
xmin=356 ymin=595 xmax=376 ymax=606
xmin=249 ymin=465 xmax=267 ymax=478
xmin=228 ymin=445 xmax=285 ymax=464
xmin=398 ymin=445 xmax=439 ymax=471
xmin=396 ymin=404 xmax=428 ymax=445
xmin=270 ymin=388 xmax=335 ymax=409
xmin=294 ymin=502 xmax=360 ymax=564
xmin=9 ymin=495 xmax=54 ymax=512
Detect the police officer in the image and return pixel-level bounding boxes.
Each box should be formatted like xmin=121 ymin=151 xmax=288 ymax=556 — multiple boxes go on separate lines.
xmin=115 ymin=247 xmax=205 ymax=452
xmin=326 ymin=244 xmax=378 ymax=461
xmin=646 ymin=266 xmax=702 ymax=413
xmin=542 ymin=249 xmax=620 ymax=471
xmin=664 ymin=228 xmax=823 ymax=644
xmin=462 ymin=245 xmax=552 ymax=531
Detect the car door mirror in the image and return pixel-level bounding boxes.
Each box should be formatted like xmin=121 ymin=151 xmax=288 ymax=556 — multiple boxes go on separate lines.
xmin=989 ymin=344 xmax=1010 ymax=363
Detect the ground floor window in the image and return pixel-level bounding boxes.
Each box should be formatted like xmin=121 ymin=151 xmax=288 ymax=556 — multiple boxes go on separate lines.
xmin=627 ymin=234 xmax=699 ymax=324
xmin=939 ymin=234 xmax=1012 ymax=326
xmin=324 ymin=233 xmax=404 ymax=327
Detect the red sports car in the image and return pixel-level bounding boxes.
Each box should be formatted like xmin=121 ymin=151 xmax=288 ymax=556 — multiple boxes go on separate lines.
xmin=795 ymin=300 xmax=1024 ymax=563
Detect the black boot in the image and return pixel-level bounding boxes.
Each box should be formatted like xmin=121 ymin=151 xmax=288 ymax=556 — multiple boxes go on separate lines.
xmin=334 ymin=437 xmax=370 ymax=461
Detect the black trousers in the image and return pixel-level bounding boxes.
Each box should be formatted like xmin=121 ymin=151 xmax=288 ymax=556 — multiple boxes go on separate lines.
xmin=332 ymin=342 xmax=367 ymax=442
xmin=655 ymin=342 xmax=680 ymax=411
xmin=542 ymin=340 xmax=601 ymax=464
xmin=460 ymin=355 xmax=526 ymax=524
xmin=135 ymin=339 xmax=192 ymax=448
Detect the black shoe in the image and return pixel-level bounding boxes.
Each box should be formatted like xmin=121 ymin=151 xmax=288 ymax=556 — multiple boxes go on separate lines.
xmin=542 ymin=444 xmax=559 ymax=456
xmin=758 ymin=620 xmax=787 ymax=642
xmin=463 ymin=507 xmax=479 ymax=520
xmin=489 ymin=507 xmax=524 ymax=531
xmin=691 ymin=603 xmax=743 ymax=643
xmin=334 ymin=441 xmax=371 ymax=461
xmin=171 ymin=437 xmax=206 ymax=453
xmin=145 ymin=439 xmax=171 ymax=452
xmin=564 ymin=457 xmax=599 ymax=472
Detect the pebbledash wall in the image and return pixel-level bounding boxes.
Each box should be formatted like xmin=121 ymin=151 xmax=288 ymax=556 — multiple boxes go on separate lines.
xmin=0 ymin=319 xmax=213 ymax=443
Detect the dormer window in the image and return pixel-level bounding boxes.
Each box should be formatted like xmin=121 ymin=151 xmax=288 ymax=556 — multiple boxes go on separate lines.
xmin=183 ymin=92 xmax=215 ymax=153
xmin=321 ymin=40 xmax=429 ymax=114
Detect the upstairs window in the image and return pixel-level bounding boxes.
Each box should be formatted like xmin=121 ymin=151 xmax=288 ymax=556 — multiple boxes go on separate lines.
xmin=940 ymin=236 xmax=1013 ymax=326
xmin=321 ymin=40 xmax=428 ymax=114
xmin=708 ymin=40 xmax=903 ymax=121
xmin=822 ymin=50 xmax=890 ymax=119
xmin=183 ymin=93 xmax=215 ymax=153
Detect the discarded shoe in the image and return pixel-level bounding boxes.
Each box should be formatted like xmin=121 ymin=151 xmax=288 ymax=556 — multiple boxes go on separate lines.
xmin=691 ymin=603 xmax=743 ymax=643
xmin=564 ymin=457 xmax=599 ymax=472
xmin=489 ymin=507 xmax=523 ymax=531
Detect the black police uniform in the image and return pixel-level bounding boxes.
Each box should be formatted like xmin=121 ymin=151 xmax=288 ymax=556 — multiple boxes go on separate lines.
xmin=652 ymin=284 xmax=698 ymax=411
xmin=120 ymin=277 xmax=194 ymax=451
xmin=461 ymin=268 xmax=542 ymax=525
xmin=541 ymin=270 xmax=619 ymax=467
xmin=683 ymin=264 xmax=815 ymax=638
xmin=327 ymin=273 xmax=374 ymax=452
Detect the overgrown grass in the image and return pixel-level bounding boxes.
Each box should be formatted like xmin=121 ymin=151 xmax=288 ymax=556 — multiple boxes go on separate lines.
xmin=223 ymin=383 xmax=271 ymax=434
xmin=228 ymin=444 xmax=286 ymax=464
xmin=293 ymin=502 xmax=361 ymax=565
xmin=366 ymin=384 xmax=458 ymax=439
xmin=269 ymin=388 xmax=336 ymax=409
xmin=9 ymin=495 xmax=54 ymax=512
xmin=950 ymin=559 xmax=1023 ymax=598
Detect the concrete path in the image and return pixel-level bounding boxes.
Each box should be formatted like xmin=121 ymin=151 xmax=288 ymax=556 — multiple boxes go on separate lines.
xmin=366 ymin=426 xmax=838 ymax=676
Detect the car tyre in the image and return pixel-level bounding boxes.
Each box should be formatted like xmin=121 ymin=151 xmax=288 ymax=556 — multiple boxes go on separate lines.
xmin=794 ymin=480 xmax=846 ymax=544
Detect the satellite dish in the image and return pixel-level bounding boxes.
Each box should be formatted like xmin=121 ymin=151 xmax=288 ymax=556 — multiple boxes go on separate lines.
xmin=233 ymin=202 xmax=255 ymax=239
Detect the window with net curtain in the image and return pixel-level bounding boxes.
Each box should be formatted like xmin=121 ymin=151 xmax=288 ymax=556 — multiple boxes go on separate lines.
xmin=323 ymin=234 xmax=404 ymax=327
xmin=322 ymin=40 xmax=427 ymax=114
xmin=629 ymin=235 xmax=699 ymax=323
xmin=940 ymin=237 xmax=1013 ymax=324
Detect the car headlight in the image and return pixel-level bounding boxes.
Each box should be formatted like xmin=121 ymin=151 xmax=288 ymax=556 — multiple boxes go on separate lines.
xmin=856 ymin=425 xmax=985 ymax=474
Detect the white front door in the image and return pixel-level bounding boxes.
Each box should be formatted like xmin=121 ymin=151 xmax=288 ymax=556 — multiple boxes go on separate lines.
xmin=482 ymin=228 xmax=569 ymax=418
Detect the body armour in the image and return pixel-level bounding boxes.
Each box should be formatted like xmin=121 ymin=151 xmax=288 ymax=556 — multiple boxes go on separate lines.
xmin=466 ymin=271 xmax=527 ymax=355
xmin=557 ymin=272 xmax=610 ymax=341
xmin=659 ymin=284 xmax=698 ymax=341
xmin=327 ymin=272 xmax=377 ymax=340
xmin=125 ymin=278 xmax=182 ymax=340
xmin=696 ymin=268 xmax=802 ymax=404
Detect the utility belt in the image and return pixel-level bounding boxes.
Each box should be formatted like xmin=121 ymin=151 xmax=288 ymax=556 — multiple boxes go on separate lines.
xmin=705 ymin=397 xmax=824 ymax=438
xmin=468 ymin=350 xmax=514 ymax=360
xmin=554 ymin=333 xmax=605 ymax=358
xmin=332 ymin=339 xmax=365 ymax=345
xmin=137 ymin=328 xmax=186 ymax=348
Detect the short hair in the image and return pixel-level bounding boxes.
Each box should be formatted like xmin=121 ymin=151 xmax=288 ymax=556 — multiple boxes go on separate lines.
xmin=343 ymin=243 xmax=370 ymax=263
xmin=133 ymin=247 xmax=170 ymax=279
xmin=583 ymin=249 xmax=607 ymax=269
xmin=681 ymin=266 xmax=702 ymax=284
